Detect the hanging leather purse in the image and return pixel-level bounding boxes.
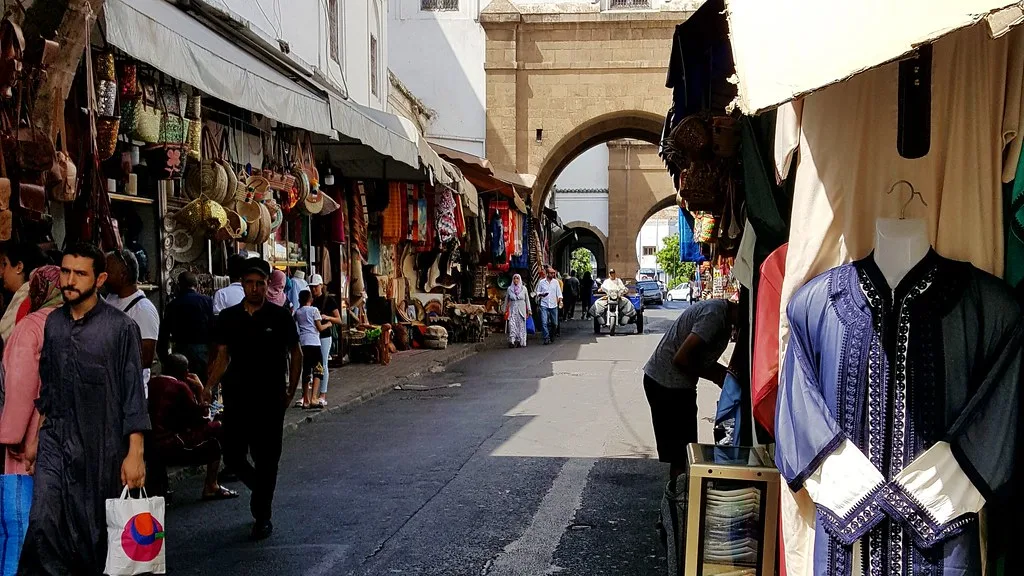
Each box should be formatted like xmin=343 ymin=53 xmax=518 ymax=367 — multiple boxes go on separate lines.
xmin=15 ymin=124 xmax=55 ymax=173
xmin=47 ymin=98 xmax=77 ymax=202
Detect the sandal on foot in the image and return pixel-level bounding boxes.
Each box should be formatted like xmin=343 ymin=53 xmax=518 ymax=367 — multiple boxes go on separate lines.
xmin=202 ymin=486 xmax=239 ymax=500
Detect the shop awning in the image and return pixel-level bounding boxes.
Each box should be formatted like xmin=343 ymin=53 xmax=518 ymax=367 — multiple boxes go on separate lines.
xmin=460 ymin=178 xmax=480 ymax=217
xmin=329 ymin=96 xmax=421 ymax=170
xmin=432 ymin=143 xmax=533 ymax=213
xmin=104 ymin=0 xmax=333 ymax=136
xmin=725 ymin=0 xmax=1024 ymax=114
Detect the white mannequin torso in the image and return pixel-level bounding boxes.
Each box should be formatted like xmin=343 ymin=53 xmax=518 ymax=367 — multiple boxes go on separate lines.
xmin=874 ymin=218 xmax=931 ymax=289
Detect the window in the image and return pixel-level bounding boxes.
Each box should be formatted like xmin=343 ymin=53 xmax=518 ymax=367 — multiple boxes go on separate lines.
xmin=608 ymin=0 xmax=650 ymax=8
xmin=370 ymin=35 xmax=378 ymax=97
xmin=642 ymin=246 xmax=656 ymax=256
xmin=421 ymin=0 xmax=459 ymax=10
xmin=328 ymin=0 xmax=340 ymax=63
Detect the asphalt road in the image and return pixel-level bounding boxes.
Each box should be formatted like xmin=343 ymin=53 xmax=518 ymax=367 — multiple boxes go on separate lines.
xmin=167 ymin=301 xmax=723 ymax=575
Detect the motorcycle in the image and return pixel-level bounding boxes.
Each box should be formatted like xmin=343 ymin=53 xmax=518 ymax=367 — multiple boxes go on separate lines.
xmin=592 ymin=286 xmax=644 ymax=335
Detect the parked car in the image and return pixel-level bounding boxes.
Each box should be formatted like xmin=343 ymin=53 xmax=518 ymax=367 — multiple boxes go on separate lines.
xmin=636 ymin=280 xmax=664 ymax=305
xmin=666 ymin=282 xmax=693 ymax=303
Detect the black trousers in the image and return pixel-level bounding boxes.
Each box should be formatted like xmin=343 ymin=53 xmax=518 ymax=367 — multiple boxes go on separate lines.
xmin=222 ymin=404 xmax=284 ymax=523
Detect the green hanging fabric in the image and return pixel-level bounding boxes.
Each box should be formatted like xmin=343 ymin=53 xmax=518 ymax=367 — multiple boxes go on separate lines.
xmin=1005 ymin=150 xmax=1024 ymax=288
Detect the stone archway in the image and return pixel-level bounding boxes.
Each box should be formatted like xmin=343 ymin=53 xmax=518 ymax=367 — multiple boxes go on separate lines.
xmin=532 ymin=111 xmax=666 ymax=213
xmin=553 ymin=221 xmax=608 ymax=276
xmin=482 ymin=1 xmax=692 ymax=278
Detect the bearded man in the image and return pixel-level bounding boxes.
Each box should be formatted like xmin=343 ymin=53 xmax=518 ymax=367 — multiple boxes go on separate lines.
xmin=18 ymin=243 xmax=150 ymax=575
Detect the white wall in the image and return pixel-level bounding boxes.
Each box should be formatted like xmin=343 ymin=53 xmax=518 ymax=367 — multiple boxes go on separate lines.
xmin=554 ymin=145 xmax=609 ymax=190
xmin=635 ymin=207 xmax=677 ymax=271
xmin=554 ymin=190 xmax=609 ymax=237
xmin=389 ymin=0 xmax=486 ymax=156
xmin=202 ymin=0 xmax=387 ymax=109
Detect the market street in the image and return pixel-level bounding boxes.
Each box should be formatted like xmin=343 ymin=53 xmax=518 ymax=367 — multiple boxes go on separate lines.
xmin=165 ymin=302 xmax=722 ymax=575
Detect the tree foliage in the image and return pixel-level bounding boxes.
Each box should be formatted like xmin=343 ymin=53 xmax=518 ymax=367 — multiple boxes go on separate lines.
xmin=656 ymin=234 xmax=695 ymax=284
xmin=570 ymin=248 xmax=594 ymax=275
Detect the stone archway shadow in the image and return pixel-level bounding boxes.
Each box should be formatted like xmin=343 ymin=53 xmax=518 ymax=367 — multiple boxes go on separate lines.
xmin=552 ymin=223 xmax=608 ymax=276
xmin=533 ymin=110 xmax=665 ymax=215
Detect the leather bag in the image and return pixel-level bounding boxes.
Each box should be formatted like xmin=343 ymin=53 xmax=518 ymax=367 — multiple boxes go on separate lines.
xmin=47 ymin=98 xmax=77 ymax=202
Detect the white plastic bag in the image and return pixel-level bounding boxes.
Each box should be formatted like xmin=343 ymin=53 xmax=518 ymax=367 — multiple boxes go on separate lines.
xmin=104 ymin=487 xmax=166 ymax=575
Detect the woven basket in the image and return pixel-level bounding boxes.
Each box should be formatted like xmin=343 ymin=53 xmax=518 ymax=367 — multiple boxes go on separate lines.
xmin=131 ymin=102 xmax=160 ymax=143
xmin=671 ymin=114 xmax=712 ymax=160
xmin=678 ymin=160 xmax=721 ymax=211
xmin=219 ymin=160 xmax=238 ymax=204
xmin=96 ymin=116 xmax=120 ymax=161
xmin=185 ymin=119 xmax=202 ymax=161
xmin=96 ymin=52 xmax=116 ymax=81
xmin=175 ymin=196 xmax=228 ymax=237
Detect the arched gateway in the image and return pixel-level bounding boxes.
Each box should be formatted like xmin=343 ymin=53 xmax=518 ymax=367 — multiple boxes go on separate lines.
xmin=481 ymin=0 xmax=694 ymax=277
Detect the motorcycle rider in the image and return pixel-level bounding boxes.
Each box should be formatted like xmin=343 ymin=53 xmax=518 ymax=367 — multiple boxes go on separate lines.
xmin=592 ymin=269 xmax=635 ymax=326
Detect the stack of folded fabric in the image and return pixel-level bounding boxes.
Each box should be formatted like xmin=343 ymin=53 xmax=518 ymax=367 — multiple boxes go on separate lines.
xmin=701 ymin=486 xmax=760 ymax=574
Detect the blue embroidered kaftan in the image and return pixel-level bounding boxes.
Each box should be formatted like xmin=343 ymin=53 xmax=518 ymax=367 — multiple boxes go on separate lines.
xmin=776 ymin=251 xmax=1023 ymax=576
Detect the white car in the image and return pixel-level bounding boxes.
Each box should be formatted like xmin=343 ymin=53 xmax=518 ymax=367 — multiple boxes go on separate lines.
xmin=666 ymin=283 xmax=693 ymax=303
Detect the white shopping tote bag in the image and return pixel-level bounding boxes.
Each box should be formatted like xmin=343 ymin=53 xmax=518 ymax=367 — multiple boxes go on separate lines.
xmin=104 ymin=487 xmax=166 ymax=575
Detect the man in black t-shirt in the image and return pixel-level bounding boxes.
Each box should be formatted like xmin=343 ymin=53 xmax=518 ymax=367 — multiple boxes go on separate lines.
xmin=205 ymin=258 xmax=302 ymax=541
xmin=309 ymin=274 xmax=342 ymax=405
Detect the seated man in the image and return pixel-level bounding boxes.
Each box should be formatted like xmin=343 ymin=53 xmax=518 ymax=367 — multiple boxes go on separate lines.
xmin=149 ymin=354 xmax=238 ymax=500
xmin=589 ymin=268 xmax=636 ymax=326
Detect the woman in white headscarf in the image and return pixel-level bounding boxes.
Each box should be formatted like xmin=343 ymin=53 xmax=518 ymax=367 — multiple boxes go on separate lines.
xmin=503 ymin=274 xmax=531 ymax=348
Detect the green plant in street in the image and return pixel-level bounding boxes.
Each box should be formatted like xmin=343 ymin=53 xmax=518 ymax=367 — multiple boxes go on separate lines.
xmin=656 ymin=234 xmax=695 ymax=284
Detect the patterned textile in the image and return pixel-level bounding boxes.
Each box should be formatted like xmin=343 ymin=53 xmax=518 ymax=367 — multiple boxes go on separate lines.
xmin=379 ymin=244 xmax=396 ymax=277
xmin=367 ymin=230 xmax=380 ymax=267
xmin=29 ymin=265 xmax=62 ymax=312
xmin=511 ymin=216 xmax=529 ymax=269
xmin=436 ymin=185 xmax=458 ymax=243
xmin=382 ymin=183 xmax=405 ymax=244
xmin=351 ymin=182 xmax=369 ymax=261
xmin=777 ymin=251 xmax=1023 ymax=576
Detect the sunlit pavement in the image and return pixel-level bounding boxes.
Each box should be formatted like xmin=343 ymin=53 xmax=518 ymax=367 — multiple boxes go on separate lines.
xmin=166 ymin=302 xmax=722 ymax=575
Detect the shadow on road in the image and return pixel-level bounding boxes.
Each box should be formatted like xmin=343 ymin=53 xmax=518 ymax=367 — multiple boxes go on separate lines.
xmin=165 ymin=307 xmax=689 ymax=576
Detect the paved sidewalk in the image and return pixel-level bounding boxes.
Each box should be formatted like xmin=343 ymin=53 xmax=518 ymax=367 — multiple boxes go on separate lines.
xmin=282 ymin=336 xmax=500 ymax=432
xmin=167 ymin=335 xmax=500 ymax=484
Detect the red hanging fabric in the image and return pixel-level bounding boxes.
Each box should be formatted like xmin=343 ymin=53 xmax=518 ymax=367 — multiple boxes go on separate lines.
xmin=751 ymin=243 xmax=788 ymax=437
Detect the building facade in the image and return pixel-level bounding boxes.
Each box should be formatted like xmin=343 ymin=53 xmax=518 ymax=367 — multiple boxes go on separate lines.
xmin=388 ymin=0 xmax=488 ymax=155
xmin=201 ymin=0 xmax=389 ymax=109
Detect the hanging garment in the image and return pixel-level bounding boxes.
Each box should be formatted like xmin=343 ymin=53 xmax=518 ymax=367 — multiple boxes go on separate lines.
xmin=751 ymin=243 xmax=787 ymax=437
xmin=383 ymin=183 xmax=405 ymax=244
xmin=774 ymin=26 xmax=1024 ymax=576
xmin=417 ymin=191 xmax=429 ymax=246
xmin=1006 ymin=150 xmax=1024 ymax=288
xmin=367 ymin=231 xmax=381 ymax=268
xmin=490 ymin=204 xmax=507 ymax=266
xmin=511 ymin=215 xmax=530 ymax=269
xmin=436 ymin=185 xmax=458 ymax=244
xmin=776 ymin=251 xmax=1022 ymax=576
xmin=351 ymin=183 xmax=369 ymax=262
xmin=321 ymin=246 xmax=333 ymax=285
xmin=777 ymin=24 xmax=1024 ymax=347
xmin=678 ymin=209 xmax=706 ymax=262
xmin=502 ymin=207 xmax=515 ymax=261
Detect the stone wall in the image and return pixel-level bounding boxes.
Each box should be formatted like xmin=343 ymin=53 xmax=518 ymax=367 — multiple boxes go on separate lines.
xmin=482 ymin=1 xmax=691 ymax=277
xmin=606 ymin=140 xmax=675 ymax=278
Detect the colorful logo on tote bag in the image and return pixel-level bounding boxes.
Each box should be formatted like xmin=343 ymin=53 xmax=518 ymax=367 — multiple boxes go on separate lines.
xmin=121 ymin=512 xmax=165 ymax=562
